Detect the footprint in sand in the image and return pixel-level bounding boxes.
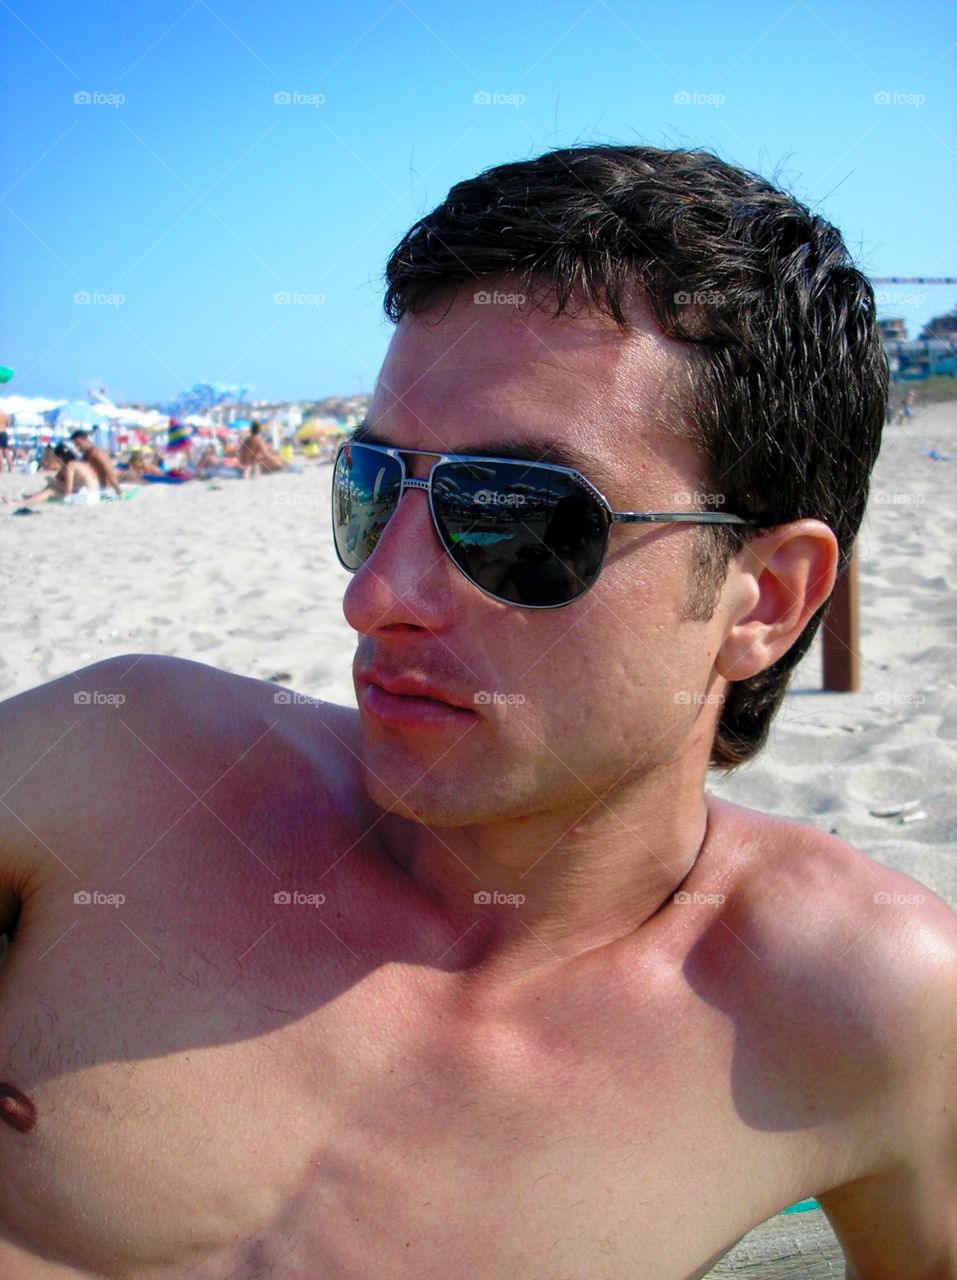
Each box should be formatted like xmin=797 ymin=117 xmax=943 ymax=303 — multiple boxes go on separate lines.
xmin=187 ymin=631 xmax=222 ymax=652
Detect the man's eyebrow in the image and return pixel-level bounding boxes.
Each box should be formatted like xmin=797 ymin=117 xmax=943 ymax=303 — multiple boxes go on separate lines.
xmin=350 ymin=423 xmax=620 ymax=494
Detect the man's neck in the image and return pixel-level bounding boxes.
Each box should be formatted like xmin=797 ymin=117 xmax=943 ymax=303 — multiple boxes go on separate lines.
xmin=376 ymin=760 xmax=712 ymax=979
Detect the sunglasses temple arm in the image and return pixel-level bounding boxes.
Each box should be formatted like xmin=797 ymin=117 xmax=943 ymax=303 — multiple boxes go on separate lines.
xmin=611 ymin=512 xmax=759 ymax=526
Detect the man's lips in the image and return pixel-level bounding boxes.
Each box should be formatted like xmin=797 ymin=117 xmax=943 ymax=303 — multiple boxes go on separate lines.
xmin=358 ymin=670 xmax=475 ymax=710
xmin=357 ymin=671 xmax=480 ymax=728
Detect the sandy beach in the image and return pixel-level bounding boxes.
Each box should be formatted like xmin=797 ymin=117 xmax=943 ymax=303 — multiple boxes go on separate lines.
xmin=2 ymin=405 xmax=955 ymax=909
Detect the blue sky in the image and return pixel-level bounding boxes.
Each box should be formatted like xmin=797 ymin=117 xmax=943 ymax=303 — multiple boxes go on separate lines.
xmin=2 ymin=0 xmax=954 ymax=404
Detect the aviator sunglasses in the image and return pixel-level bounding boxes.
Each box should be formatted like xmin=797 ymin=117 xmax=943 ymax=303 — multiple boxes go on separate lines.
xmin=332 ymin=439 xmax=759 ymax=609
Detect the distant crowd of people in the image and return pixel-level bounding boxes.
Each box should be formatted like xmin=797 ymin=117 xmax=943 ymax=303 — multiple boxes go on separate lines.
xmin=2 ymin=421 xmax=289 ymax=510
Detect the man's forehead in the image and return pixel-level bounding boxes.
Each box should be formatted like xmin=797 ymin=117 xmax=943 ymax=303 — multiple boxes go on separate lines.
xmin=367 ymin=296 xmax=695 ymax=480
xmin=383 ymin=293 xmax=669 ymax=384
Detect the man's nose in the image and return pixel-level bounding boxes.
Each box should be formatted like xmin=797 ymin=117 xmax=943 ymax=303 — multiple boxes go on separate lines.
xmin=341 ymin=484 xmax=458 ymax=635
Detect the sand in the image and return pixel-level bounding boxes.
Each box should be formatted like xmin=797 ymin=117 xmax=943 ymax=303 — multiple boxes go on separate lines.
xmin=2 ymin=405 xmax=955 ymax=910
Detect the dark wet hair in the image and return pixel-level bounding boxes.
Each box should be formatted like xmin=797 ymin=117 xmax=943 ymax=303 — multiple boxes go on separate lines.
xmin=383 ymin=143 xmax=887 ymax=770
xmin=53 ymin=442 xmax=77 ymax=463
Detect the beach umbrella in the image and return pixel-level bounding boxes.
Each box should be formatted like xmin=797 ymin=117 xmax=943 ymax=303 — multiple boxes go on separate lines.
xmin=9 ymin=409 xmax=44 ymax=429
xmin=166 ymin=382 xmax=249 ymax=418
xmin=297 ymin=417 xmax=343 ymax=441
xmin=53 ymin=400 xmax=108 ymax=428
xmin=0 ymin=366 xmax=14 ymax=383
xmin=166 ymin=418 xmax=193 ymax=451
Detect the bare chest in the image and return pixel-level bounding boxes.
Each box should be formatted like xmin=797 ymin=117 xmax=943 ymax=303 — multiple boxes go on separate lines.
xmin=0 ymin=856 xmax=831 ymax=1280
xmin=0 ymin=947 xmax=829 ymax=1274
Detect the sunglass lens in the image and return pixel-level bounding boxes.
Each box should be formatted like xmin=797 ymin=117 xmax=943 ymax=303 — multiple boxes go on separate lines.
xmin=431 ymin=461 xmax=609 ymax=607
xmin=332 ymin=444 xmax=403 ymax=569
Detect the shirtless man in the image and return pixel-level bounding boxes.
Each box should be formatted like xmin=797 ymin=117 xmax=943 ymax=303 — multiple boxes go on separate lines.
xmin=1 ymin=144 xmax=955 ymax=1280
xmin=239 ymin=422 xmax=280 ymax=479
xmin=69 ymin=431 xmax=123 ymax=498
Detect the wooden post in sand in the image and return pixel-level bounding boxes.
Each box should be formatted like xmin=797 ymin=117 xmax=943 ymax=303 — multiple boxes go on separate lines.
xmin=822 ymin=546 xmax=860 ymax=692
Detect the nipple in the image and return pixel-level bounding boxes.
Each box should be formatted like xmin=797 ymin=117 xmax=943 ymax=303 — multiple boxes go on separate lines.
xmin=0 ymin=1081 xmax=37 ymax=1133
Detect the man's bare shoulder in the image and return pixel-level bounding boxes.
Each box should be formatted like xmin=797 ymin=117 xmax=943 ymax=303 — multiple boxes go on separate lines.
xmin=682 ymin=797 xmax=957 ymax=1131
xmin=696 ymin=795 xmax=957 ymax=1019
xmin=0 ymin=654 xmax=362 ymax=883
xmin=700 ymin=798 xmax=957 ymax=1278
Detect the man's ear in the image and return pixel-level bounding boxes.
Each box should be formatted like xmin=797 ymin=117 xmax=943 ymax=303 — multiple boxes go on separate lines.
xmin=715 ymin=520 xmax=839 ymax=683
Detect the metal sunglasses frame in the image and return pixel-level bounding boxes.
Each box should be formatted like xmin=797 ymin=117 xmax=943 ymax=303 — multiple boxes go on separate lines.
xmin=332 ymin=439 xmax=760 ymax=610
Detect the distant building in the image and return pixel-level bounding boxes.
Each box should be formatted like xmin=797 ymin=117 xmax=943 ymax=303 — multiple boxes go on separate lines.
xmin=883 ymin=339 xmax=957 ymax=381
xmin=879 ymin=310 xmax=957 ymax=381
xmin=878 ymin=317 xmax=908 ymax=342
xmin=919 ymin=310 xmax=957 ymax=343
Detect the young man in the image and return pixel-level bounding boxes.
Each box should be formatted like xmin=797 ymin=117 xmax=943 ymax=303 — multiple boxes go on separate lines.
xmin=0 ymin=145 xmax=954 ymax=1280
xmin=68 ymin=429 xmax=124 ymax=498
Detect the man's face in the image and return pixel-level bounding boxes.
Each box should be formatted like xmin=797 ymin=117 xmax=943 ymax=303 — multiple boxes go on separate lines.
xmin=73 ymin=436 xmax=91 ymax=454
xmin=342 ymin=290 xmax=731 ymax=827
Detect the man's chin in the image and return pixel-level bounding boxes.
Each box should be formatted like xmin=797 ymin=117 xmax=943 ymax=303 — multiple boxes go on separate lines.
xmin=359 ymin=765 xmax=523 ymax=829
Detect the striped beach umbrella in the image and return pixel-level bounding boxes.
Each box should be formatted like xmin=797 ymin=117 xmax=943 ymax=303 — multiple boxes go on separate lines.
xmin=166 ymin=418 xmax=193 ymax=451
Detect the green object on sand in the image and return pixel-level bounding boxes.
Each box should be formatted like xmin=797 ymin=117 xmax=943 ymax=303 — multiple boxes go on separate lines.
xmin=781 ymin=1197 xmax=819 ymax=1213
xmin=0 ymin=366 xmax=14 ymax=384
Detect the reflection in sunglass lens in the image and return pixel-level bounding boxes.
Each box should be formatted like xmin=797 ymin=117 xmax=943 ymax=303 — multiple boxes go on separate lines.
xmin=332 ymin=444 xmax=403 ymax=569
xmin=431 ymin=460 xmax=610 ymax=607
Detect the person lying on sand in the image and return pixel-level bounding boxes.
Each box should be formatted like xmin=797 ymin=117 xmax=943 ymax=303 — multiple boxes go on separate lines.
xmin=121 ymin=449 xmax=167 ymax=483
xmin=0 ymin=144 xmax=954 ymax=1280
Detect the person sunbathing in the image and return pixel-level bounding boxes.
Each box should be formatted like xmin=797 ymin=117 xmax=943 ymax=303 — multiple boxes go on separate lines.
xmin=121 ymin=449 xmax=165 ymax=482
xmin=239 ymin=421 xmax=284 ymax=477
xmin=4 ymin=442 xmax=101 ymax=505
xmin=0 ymin=145 xmax=954 ymax=1280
